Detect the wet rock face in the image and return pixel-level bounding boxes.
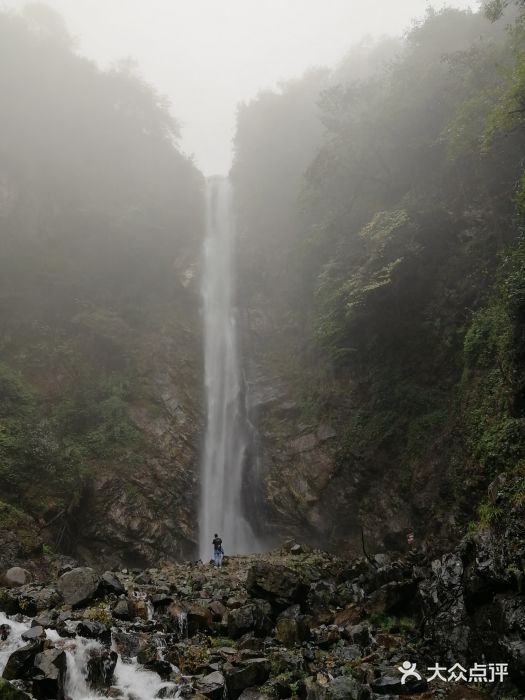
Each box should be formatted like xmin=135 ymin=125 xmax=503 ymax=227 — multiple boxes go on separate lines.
xmin=86 ymin=648 xmax=118 ymax=688
xmin=32 ymin=648 xmax=67 ymax=700
xmin=60 ymin=327 xmax=203 ymax=569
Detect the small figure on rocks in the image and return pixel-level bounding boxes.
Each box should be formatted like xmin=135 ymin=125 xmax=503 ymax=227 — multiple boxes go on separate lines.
xmin=213 ymin=533 xmax=224 ymax=567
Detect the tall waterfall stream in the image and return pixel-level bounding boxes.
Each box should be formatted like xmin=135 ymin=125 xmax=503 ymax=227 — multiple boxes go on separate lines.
xmin=199 ymin=177 xmax=257 ymax=561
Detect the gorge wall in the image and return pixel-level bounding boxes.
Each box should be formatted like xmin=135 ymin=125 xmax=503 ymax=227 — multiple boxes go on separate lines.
xmin=4 ymin=4 xmax=525 ymax=572
xmin=0 ymin=10 xmax=204 ymax=569
xmin=233 ymin=6 xmax=525 ymax=557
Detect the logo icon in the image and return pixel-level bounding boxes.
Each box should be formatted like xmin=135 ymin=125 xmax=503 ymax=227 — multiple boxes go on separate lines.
xmin=398 ymin=661 xmax=422 ymax=685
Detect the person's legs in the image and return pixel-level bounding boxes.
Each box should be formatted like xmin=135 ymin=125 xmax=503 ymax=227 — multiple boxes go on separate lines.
xmin=213 ymin=550 xmax=220 ymax=566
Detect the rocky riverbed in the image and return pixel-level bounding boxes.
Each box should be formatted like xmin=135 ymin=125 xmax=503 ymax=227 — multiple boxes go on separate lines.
xmin=0 ymin=539 xmax=522 ymax=700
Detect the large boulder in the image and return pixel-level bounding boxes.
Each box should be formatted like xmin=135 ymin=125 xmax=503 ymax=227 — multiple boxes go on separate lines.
xmin=227 ymin=600 xmax=273 ymax=639
xmin=196 ymin=671 xmax=226 ymax=700
xmin=99 ymin=571 xmax=125 ymax=596
xmin=2 ymin=568 xmax=31 ymax=589
xmin=57 ymin=567 xmax=100 ymax=607
xmin=225 ymin=659 xmax=270 ymax=699
xmin=365 ymin=580 xmax=417 ymax=616
xmin=275 ymin=616 xmax=311 ymax=645
xmin=112 ymin=598 xmax=133 ymax=621
xmin=246 ymin=563 xmax=308 ymax=608
xmin=188 ymin=604 xmax=213 ymax=634
xmin=2 ymin=640 xmax=44 ymax=681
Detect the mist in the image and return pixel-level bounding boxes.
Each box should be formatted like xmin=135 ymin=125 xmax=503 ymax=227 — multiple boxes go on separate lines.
xmin=5 ymin=0 xmax=476 ymax=173
xmin=3 ymin=1 xmax=525 ymax=698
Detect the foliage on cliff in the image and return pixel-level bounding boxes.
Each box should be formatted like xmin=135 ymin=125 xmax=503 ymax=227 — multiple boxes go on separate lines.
xmin=232 ymin=5 xmax=525 ymax=544
xmin=0 ymin=7 xmax=203 ymax=554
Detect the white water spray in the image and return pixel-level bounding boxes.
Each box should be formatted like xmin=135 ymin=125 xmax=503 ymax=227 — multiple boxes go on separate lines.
xmin=199 ymin=177 xmax=257 ymax=560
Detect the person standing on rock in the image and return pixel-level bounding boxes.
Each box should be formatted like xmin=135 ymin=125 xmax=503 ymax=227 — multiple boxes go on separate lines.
xmin=212 ymin=533 xmax=224 ymax=567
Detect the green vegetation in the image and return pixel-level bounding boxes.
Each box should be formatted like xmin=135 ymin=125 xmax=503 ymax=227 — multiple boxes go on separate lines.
xmin=232 ymin=4 xmax=525 ymax=533
xmin=0 ymin=7 xmax=203 ymax=544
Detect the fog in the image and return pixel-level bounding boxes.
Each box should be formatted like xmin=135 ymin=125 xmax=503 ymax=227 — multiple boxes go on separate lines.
xmin=4 ymin=0 xmax=476 ymax=174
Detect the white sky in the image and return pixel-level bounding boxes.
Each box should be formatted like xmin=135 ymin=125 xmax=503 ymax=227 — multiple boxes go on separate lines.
xmin=4 ymin=0 xmax=477 ymax=174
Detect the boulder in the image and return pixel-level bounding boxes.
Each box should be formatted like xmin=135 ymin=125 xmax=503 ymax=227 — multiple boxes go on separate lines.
xmin=57 ymin=567 xmax=100 ymax=607
xmin=225 ymin=659 xmax=270 ymax=699
xmin=86 ymin=649 xmax=118 ymax=688
xmin=112 ymin=598 xmax=133 ymax=621
xmin=77 ymin=620 xmax=111 ymax=646
xmin=99 ymin=571 xmax=125 ymax=596
xmin=342 ymin=622 xmax=373 ymax=648
xmin=188 ymin=604 xmax=213 ymax=634
xmin=3 ymin=568 xmax=31 ymax=588
xmin=32 ymin=648 xmax=67 ymax=700
xmin=196 ymin=671 xmax=226 ymax=700
xmin=2 ymin=640 xmax=44 ymax=680
xmin=21 ymin=626 xmax=45 ymax=642
xmin=246 ymin=562 xmax=307 ymax=608
xmin=366 ymin=580 xmax=417 ymax=616
xmin=275 ymin=616 xmax=311 ymax=645
xmin=227 ymin=600 xmax=273 ymax=639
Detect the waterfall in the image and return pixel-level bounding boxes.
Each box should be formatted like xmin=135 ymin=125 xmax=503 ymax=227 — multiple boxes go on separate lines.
xmin=199 ymin=176 xmax=257 ymax=560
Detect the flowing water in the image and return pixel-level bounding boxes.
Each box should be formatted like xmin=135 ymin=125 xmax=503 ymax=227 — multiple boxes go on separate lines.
xmin=199 ymin=177 xmax=257 ymax=560
xmin=0 ymin=612 xmax=180 ymax=700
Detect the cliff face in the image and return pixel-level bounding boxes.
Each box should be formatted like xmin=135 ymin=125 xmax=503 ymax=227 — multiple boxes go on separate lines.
xmin=0 ymin=9 xmax=206 ymax=569
xmin=231 ymin=7 xmax=525 ymax=559
xmin=1 ymin=294 xmax=204 ymax=570
xmin=68 ymin=308 xmax=203 ymax=568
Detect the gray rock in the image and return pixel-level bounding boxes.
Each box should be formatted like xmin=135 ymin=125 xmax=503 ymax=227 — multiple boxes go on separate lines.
xmin=57 ymin=567 xmax=100 ymax=607
xmin=77 ymin=620 xmax=111 ymax=645
xmin=196 ymin=670 xmax=225 ymax=700
xmin=112 ymin=598 xmax=133 ymax=621
xmin=225 ymin=659 xmax=270 ymax=699
xmin=2 ymin=640 xmax=44 ymax=680
xmin=3 ymin=568 xmax=31 ymax=588
xmin=32 ymin=648 xmax=67 ymax=700
xmin=227 ymin=600 xmax=273 ymax=639
xmin=21 ymin=625 xmax=44 ymax=642
xmin=246 ymin=562 xmax=307 ymax=607
xmin=343 ymin=622 xmax=373 ymax=648
xmin=100 ymin=571 xmax=125 ymax=595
